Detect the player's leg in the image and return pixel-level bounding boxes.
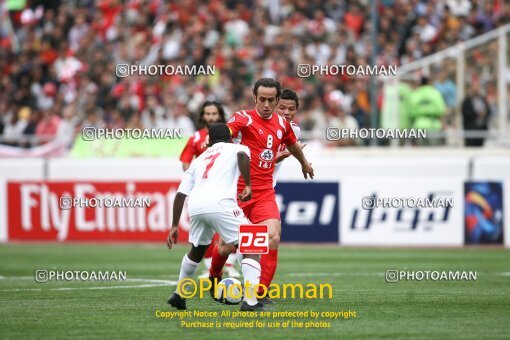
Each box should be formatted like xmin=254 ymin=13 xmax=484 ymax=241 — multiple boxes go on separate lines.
xmin=168 ymin=244 xmax=208 ymax=310
xmin=209 ymin=203 xmax=252 ymax=280
xmin=239 ymin=253 xmax=263 ymax=311
xmin=203 ymin=233 xmax=219 ymax=265
xmin=168 ymin=215 xmax=214 ymax=309
xmin=218 ymin=238 xmax=237 ymax=256
xmin=248 ymin=193 xmax=281 ymax=301
xmin=198 ymin=233 xmax=219 ymax=278
xmin=208 ymin=238 xmax=229 ymax=281
xmin=208 ymin=237 xmax=237 ymax=300
xmin=225 ymin=253 xmax=241 ymax=278
xmin=201 ymin=235 xmax=239 ymax=279
xmin=175 ymin=244 xmax=208 ymax=289
xmin=257 ymin=218 xmax=281 ymax=298
xmin=208 ymin=209 xmax=263 ymax=309
xmin=214 ymin=238 xmax=241 ymax=277
xmin=185 ymin=244 xmax=209 ymax=264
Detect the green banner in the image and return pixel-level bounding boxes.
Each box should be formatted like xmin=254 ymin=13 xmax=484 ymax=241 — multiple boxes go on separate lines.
xmin=70 ymin=135 xmax=188 ymax=158
xmin=6 ymin=0 xmax=27 ymax=11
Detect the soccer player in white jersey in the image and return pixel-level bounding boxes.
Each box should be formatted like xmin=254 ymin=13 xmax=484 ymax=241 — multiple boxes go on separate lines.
xmin=166 ymin=123 xmax=264 ymax=311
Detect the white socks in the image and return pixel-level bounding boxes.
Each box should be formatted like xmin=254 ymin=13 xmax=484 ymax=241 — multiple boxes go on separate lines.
xmin=203 ymin=257 xmax=212 ymax=269
xmin=241 ymin=258 xmax=261 ymax=306
xmin=226 ymin=253 xmax=238 ymax=265
xmin=203 ymin=253 xmax=235 ymax=268
xmin=235 ymin=248 xmax=243 ymax=267
xmin=176 ymin=253 xmax=261 ymax=306
xmin=176 ymin=254 xmax=200 ymax=295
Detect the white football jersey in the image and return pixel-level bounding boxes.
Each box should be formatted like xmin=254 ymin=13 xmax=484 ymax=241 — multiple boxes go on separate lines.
xmin=178 ymin=142 xmax=250 ymax=216
xmin=273 ymin=121 xmax=301 ymax=187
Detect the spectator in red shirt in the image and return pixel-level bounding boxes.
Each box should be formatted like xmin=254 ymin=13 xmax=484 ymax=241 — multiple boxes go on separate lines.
xmin=35 ymin=108 xmax=61 ymax=144
xmin=344 ymin=3 xmax=365 ymax=38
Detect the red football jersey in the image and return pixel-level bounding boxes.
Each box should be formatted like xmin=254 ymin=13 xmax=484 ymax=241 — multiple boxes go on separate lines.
xmin=227 ymin=109 xmax=297 ymax=191
xmin=179 ymin=127 xmax=208 ymax=163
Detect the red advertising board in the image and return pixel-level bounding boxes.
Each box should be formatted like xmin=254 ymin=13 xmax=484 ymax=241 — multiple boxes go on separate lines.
xmin=7 ymin=181 xmax=190 ymax=242
xmin=238 ymin=224 xmax=269 ymax=254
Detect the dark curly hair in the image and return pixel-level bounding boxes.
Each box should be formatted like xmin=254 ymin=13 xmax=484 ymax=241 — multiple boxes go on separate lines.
xmin=280 ymin=89 xmax=299 ymax=109
xmin=197 ymin=101 xmax=226 ymax=129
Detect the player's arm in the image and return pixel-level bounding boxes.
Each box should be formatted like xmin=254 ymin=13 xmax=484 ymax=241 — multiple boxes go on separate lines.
xmin=287 ymin=142 xmax=314 ymax=179
xmin=237 ymin=149 xmax=252 ymax=202
xmin=282 ymin=121 xmax=314 ymax=179
xmin=276 ymin=143 xmax=306 ymax=163
xmin=167 ymin=192 xmax=187 ymax=249
xmin=275 ymin=149 xmax=291 ymax=163
xmin=179 ymin=136 xmax=195 ymax=171
xmin=167 ymin=166 xmax=195 ymax=249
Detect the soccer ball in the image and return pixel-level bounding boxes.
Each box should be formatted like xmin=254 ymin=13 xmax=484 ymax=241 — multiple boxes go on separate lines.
xmin=216 ymin=278 xmax=243 ymax=305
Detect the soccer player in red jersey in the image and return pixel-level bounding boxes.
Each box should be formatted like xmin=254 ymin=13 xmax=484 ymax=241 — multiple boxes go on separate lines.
xmin=208 ymin=79 xmax=314 ymax=303
xmin=180 ymin=101 xmax=226 ymax=171
xmin=179 ymin=101 xmax=239 ymax=279
xmin=261 ymin=89 xmax=303 ymax=298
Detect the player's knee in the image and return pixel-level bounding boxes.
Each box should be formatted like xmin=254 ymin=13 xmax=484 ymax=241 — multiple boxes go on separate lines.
xmin=218 ymin=243 xmax=235 ymax=257
xmin=268 ymin=233 xmax=280 ymax=248
xmin=218 ymin=245 xmax=229 ymax=257
xmin=188 ymin=245 xmax=208 ymax=262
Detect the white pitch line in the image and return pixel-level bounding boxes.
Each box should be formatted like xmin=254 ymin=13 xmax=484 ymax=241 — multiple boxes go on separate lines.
xmin=125 ymin=278 xmax=176 ymax=284
xmin=53 ymin=282 xmax=177 ymax=291
xmin=286 ymin=272 xmax=385 ymax=277
xmin=0 ymin=276 xmax=34 ymax=280
xmin=0 ymin=276 xmax=175 ymax=283
xmin=0 ymin=277 xmax=178 ymax=292
xmin=0 ymin=288 xmax=43 ymax=292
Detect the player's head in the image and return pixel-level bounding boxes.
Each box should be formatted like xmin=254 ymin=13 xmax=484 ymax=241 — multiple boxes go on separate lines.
xmin=198 ymin=101 xmax=226 ymax=128
xmin=208 ymin=123 xmax=231 ymax=145
xmin=252 ymin=78 xmax=282 ymax=119
xmin=276 ymin=89 xmax=299 ymax=121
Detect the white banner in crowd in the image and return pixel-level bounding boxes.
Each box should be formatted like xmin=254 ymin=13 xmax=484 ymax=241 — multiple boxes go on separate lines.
xmin=340 ymin=177 xmax=464 ymax=246
xmin=0 ymin=139 xmax=67 ymax=158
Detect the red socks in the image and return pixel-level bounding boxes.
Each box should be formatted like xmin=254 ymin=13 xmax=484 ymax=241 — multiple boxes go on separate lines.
xmin=209 ymin=244 xmax=229 ymax=278
xmin=209 ymin=243 xmax=279 ymax=297
xmin=257 ymin=249 xmax=278 ymax=295
xmin=204 ymin=234 xmax=219 ymax=259
xmin=204 ymin=244 xmax=214 ymax=259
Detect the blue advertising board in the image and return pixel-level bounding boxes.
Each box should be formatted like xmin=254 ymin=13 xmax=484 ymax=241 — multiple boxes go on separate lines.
xmin=275 ymin=182 xmax=339 ymax=243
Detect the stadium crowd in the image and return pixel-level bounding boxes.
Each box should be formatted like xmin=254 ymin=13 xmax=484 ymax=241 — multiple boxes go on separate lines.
xmin=0 ymin=0 xmax=509 ymax=149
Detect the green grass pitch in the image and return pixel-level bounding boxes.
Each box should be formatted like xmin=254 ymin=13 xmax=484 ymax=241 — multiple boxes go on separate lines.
xmin=0 ymin=244 xmax=508 ymax=339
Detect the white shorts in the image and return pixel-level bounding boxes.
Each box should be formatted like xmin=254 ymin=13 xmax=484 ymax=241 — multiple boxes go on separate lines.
xmin=189 ymin=209 xmax=251 ymax=247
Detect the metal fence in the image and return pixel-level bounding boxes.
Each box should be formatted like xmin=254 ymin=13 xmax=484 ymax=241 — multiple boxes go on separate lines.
xmin=381 ymin=23 xmax=510 ymax=147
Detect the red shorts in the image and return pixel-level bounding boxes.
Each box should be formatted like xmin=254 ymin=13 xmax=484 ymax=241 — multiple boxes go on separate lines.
xmin=238 ymin=189 xmax=280 ymax=223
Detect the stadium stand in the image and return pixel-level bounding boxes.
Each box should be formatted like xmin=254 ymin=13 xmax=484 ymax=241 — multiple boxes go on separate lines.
xmin=0 ymin=0 xmax=509 ymax=150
